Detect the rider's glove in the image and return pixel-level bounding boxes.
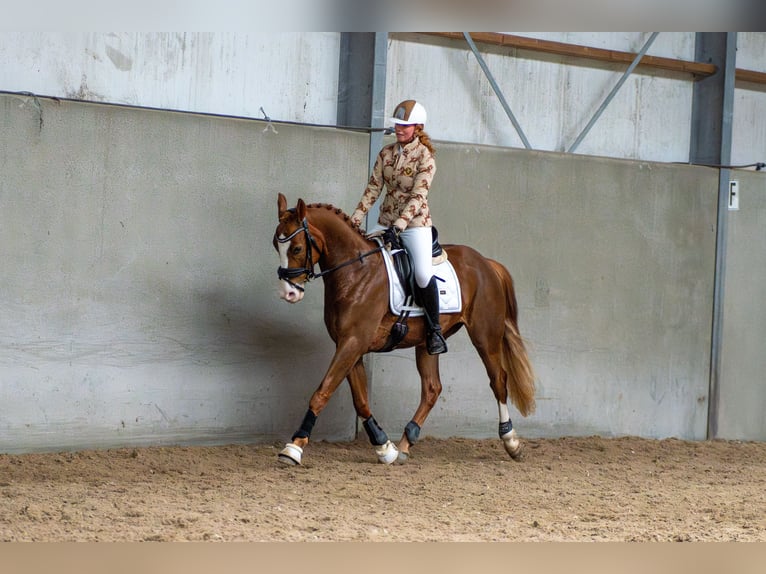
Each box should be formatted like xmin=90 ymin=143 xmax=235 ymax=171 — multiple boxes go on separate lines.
xmin=382 ymin=225 xmax=401 ymax=247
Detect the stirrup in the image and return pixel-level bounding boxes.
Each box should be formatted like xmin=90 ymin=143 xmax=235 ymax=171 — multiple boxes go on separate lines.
xmin=427 ymin=329 xmax=447 ymax=355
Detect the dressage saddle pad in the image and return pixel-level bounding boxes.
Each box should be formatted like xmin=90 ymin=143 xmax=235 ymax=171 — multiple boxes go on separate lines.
xmin=380 ymin=246 xmax=462 ymax=317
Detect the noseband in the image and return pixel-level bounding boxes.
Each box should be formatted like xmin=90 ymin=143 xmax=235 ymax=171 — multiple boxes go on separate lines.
xmin=276 ymin=215 xmax=384 ymax=292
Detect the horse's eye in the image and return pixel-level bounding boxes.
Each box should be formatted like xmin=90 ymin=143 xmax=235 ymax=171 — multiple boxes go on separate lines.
xmin=292 ymin=246 xmax=302 ymax=255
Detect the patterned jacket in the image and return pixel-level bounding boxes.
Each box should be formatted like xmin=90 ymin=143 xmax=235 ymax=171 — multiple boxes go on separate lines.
xmin=351 ymin=136 xmax=436 ymax=230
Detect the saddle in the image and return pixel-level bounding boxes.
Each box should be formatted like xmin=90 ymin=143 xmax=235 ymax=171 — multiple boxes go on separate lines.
xmin=385 ymin=227 xmax=445 ymax=294
xmin=370 ymin=227 xmax=449 ymax=352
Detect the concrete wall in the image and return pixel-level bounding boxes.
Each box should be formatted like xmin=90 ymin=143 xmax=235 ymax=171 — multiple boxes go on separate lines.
xmin=387 ymin=33 xmax=697 ymax=162
xmin=0 ymin=93 xmax=365 ymax=453
xmin=3 ymin=32 xmax=764 ymax=166
xmin=732 ymin=33 xmax=766 ymax=168
xmin=0 ymin=33 xmax=341 ymax=125
xmin=389 ymin=33 xmax=766 ymax=167
xmin=1 ymin=94 xmax=764 ymax=454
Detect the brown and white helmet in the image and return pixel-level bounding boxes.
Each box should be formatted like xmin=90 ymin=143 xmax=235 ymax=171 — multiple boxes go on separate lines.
xmin=390 ymin=100 xmax=427 ymax=126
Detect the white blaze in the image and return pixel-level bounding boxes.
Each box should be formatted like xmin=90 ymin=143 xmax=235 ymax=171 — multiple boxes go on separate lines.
xmin=278 ymin=233 xmax=305 ymax=303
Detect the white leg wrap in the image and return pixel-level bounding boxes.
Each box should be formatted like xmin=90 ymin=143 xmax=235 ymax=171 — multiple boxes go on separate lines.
xmin=498 ymin=402 xmax=511 ymax=423
xmin=279 ymin=443 xmax=303 ymax=465
xmin=375 ymin=440 xmax=399 ymax=465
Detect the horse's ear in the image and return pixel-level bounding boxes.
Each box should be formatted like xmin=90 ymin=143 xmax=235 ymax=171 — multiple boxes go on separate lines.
xmin=277 ymin=193 xmax=287 ymax=216
xmin=296 ymin=198 xmax=307 ymax=221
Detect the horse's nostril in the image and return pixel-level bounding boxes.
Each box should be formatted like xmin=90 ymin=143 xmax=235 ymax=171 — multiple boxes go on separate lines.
xmin=283 ymin=290 xmax=301 ymax=303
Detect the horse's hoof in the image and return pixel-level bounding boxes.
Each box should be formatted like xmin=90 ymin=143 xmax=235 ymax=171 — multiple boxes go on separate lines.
xmin=375 ymin=440 xmax=399 ymax=465
xmin=396 ymin=450 xmax=410 ymax=464
xmin=507 ymin=443 xmax=524 ymax=461
xmin=278 ymin=443 xmax=303 ymax=465
xmin=502 ymin=429 xmax=523 ymax=461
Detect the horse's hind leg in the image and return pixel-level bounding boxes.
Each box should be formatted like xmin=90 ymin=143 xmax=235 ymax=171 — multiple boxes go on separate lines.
xmin=488 ymin=358 xmax=522 ymax=459
xmin=497 ymin=399 xmax=522 ymax=459
xmin=467 ymin=331 xmax=523 ymax=460
xmin=396 ymin=346 xmax=442 ymax=462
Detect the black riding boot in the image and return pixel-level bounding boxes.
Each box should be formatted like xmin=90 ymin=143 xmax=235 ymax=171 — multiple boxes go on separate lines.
xmin=418 ymin=276 xmax=448 ymax=355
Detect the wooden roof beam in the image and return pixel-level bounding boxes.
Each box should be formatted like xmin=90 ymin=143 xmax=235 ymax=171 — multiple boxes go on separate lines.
xmin=420 ymin=32 xmax=766 ymax=85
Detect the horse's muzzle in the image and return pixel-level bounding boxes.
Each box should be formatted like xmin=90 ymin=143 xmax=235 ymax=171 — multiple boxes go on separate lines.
xmin=281 ymin=289 xmax=304 ymax=303
xmin=279 ymin=279 xmax=305 ymax=303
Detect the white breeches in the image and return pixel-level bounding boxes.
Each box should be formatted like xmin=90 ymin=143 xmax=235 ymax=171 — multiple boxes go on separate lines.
xmin=370 ymin=223 xmax=433 ymax=288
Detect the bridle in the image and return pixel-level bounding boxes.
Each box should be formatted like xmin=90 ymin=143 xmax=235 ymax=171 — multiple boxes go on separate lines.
xmin=276 ymin=215 xmax=384 ymax=292
xmin=276 ymin=217 xmax=318 ymax=293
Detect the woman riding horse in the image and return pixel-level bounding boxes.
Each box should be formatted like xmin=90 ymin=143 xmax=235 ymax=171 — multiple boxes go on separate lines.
xmin=274 ymin=191 xmax=536 ymax=466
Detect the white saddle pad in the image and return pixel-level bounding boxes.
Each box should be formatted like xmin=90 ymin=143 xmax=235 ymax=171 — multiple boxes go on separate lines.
xmin=380 ymin=245 xmax=462 ymax=317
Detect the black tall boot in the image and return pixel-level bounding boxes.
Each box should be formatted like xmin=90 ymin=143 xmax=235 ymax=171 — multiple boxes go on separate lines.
xmin=418 ymin=276 xmax=447 ymax=355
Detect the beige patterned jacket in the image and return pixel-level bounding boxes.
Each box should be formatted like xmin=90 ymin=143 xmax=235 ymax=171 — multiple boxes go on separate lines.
xmin=350 ymin=136 xmax=436 ymax=231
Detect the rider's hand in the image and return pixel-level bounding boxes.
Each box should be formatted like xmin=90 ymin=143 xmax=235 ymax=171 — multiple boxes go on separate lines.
xmin=382 ymin=225 xmax=401 ymax=247
xmin=350 ymin=210 xmax=365 ymax=229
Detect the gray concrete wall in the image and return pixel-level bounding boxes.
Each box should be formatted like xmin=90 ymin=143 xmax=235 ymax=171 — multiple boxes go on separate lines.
xmin=0 ymin=94 xmax=365 ymax=453
xmin=1 ymin=95 xmax=763 ymax=454
xmin=5 ymin=33 xmax=765 ymax=167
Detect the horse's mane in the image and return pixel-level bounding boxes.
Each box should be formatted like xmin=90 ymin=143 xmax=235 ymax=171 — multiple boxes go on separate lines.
xmin=307 ymin=202 xmax=366 ymax=237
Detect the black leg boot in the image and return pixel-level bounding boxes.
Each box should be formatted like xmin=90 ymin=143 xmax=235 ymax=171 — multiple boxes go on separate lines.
xmin=418 ymin=276 xmax=448 ymax=355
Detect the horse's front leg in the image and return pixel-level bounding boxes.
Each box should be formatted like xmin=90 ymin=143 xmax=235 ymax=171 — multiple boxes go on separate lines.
xmin=278 ymin=345 xmax=397 ymax=466
xmin=396 ymin=346 xmax=442 ymax=462
xmin=345 ymin=357 xmax=399 ymax=465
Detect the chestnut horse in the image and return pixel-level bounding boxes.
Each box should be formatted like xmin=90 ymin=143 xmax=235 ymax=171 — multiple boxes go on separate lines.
xmin=273 ymin=193 xmax=535 ymax=465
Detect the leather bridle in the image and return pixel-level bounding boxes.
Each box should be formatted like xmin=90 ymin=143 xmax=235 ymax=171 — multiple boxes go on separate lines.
xmin=276 ymin=216 xmax=383 ymax=292
xmin=276 ymin=217 xmax=319 ymax=293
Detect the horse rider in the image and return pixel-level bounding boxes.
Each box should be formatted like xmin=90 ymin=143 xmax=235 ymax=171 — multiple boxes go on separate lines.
xmin=350 ymin=99 xmax=447 ymax=355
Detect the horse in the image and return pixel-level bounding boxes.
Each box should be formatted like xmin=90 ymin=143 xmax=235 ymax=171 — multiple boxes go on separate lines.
xmin=273 ymin=193 xmax=536 ymax=465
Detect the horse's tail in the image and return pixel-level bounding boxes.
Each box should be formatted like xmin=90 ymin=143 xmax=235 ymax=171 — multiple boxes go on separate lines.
xmin=488 ymin=259 xmax=536 ymax=417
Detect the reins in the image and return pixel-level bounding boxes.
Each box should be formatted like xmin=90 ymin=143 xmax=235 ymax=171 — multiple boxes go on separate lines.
xmin=277 ymin=216 xmax=383 ymax=291
xmin=314 ymin=245 xmax=384 ymax=278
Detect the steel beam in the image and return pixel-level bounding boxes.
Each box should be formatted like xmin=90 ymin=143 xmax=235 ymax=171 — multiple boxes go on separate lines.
xmin=690 ymin=33 xmax=737 ymax=440
xmin=337 ymin=32 xmax=388 ymax=220
xmin=463 ymin=32 xmax=532 ymax=149
xmin=568 ymin=33 xmax=659 ymax=153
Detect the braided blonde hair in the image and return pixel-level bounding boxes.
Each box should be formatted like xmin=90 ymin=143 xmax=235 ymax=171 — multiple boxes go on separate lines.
xmin=414 ymin=126 xmax=435 ymax=156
